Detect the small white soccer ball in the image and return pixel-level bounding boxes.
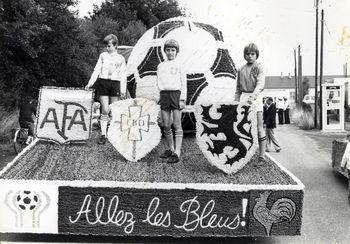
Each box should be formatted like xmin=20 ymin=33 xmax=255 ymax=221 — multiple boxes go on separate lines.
xmin=127 ymin=17 xmax=238 ymax=124
xmin=16 ymin=190 xmax=39 ymax=211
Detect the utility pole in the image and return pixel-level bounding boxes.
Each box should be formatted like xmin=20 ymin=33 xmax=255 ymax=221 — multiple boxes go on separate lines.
xmin=314 ymin=0 xmax=319 ymax=128
xmin=320 ymin=9 xmax=324 ymax=130
xmin=294 ymin=49 xmax=298 ymax=105
xmin=298 ymin=45 xmax=303 ymax=105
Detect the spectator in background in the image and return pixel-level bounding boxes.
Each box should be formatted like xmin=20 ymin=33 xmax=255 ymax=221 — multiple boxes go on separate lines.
xmin=276 ymin=97 xmax=284 ymax=125
xmin=283 ymin=96 xmax=290 ymax=124
xmin=263 ymin=97 xmax=281 ymax=152
xmin=19 ymin=97 xmax=37 ymax=144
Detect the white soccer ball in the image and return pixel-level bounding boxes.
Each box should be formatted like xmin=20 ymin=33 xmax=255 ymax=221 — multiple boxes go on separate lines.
xmin=16 ymin=190 xmax=39 ymax=211
xmin=127 ymin=17 xmax=238 ymax=127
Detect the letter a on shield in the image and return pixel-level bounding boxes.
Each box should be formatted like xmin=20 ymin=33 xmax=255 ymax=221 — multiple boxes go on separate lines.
xmin=108 ymin=98 xmax=161 ymax=162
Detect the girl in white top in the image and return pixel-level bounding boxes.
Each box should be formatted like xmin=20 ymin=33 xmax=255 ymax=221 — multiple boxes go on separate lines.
xmin=85 ymin=34 xmax=127 ymax=144
xmin=157 ymin=39 xmax=187 ymax=164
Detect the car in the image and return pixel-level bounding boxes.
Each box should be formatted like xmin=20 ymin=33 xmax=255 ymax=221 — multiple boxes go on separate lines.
xmin=303 ymin=94 xmax=315 ymax=104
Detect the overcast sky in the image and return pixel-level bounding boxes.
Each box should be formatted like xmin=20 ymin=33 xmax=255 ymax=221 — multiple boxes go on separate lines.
xmin=74 ymin=0 xmax=350 ymax=76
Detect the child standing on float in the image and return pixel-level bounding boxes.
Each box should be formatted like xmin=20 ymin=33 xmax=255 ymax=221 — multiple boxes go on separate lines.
xmin=235 ymin=43 xmax=267 ymax=160
xmin=157 ymin=39 xmax=187 ymax=164
xmin=85 ymin=34 xmax=127 ymax=144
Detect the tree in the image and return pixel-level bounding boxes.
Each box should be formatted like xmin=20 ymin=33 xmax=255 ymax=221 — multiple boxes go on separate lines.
xmin=302 ymin=77 xmax=310 ymax=98
xmin=0 ymin=0 xmax=185 ymax=110
xmin=89 ymin=0 xmax=184 ymax=45
xmin=0 ymin=0 xmax=97 ymax=109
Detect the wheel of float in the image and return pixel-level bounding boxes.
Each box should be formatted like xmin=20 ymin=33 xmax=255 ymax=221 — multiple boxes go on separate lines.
xmin=13 ymin=128 xmax=28 ymax=154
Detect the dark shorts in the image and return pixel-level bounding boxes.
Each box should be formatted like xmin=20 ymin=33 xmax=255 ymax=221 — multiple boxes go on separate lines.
xmin=159 ymin=90 xmax=181 ymax=111
xmin=94 ymin=78 xmax=120 ymax=97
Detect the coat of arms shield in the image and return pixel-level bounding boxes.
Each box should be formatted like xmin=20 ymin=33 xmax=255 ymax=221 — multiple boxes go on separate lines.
xmin=108 ymin=98 xmax=161 ymax=162
xmin=35 ymin=87 xmax=94 ymax=144
xmin=195 ymin=102 xmax=258 ymax=174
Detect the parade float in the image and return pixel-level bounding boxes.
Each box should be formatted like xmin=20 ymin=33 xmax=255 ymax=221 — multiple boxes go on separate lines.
xmin=0 ymin=17 xmax=304 ymax=237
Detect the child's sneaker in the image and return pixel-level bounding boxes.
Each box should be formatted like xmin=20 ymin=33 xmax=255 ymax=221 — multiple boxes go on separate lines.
xmin=25 ymin=136 xmax=33 ymax=145
xmin=160 ymin=149 xmax=173 ymax=159
xmin=167 ymin=153 xmax=179 ymax=164
xmin=258 ymin=156 xmax=267 ymax=162
xmin=98 ymin=135 xmax=107 ymax=144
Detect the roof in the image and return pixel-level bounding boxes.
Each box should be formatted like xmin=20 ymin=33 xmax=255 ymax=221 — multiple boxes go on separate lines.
xmin=265 ymin=75 xmax=346 ymax=89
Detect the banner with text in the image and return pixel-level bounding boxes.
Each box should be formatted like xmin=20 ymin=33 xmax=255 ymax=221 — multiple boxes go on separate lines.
xmin=58 ymin=186 xmax=303 ymax=237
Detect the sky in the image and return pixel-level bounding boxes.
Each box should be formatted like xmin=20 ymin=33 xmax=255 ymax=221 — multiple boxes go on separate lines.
xmin=73 ymin=0 xmax=350 ymax=76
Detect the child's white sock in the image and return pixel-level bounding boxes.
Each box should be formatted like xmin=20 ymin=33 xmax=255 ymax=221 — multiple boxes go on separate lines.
xmin=174 ymin=129 xmax=183 ymax=156
xmin=164 ymin=127 xmax=174 ymax=152
xmin=100 ymin=114 xmax=109 ymax=136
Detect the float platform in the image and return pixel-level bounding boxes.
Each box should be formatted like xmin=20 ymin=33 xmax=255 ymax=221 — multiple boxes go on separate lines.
xmin=0 ymin=134 xmax=304 ymax=237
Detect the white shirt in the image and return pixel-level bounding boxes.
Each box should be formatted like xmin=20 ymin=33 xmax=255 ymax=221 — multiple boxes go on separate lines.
xmin=276 ymin=99 xmax=284 ymax=109
xmin=157 ymin=59 xmax=187 ymax=101
xmin=283 ymin=99 xmax=290 ymax=110
xmin=88 ymin=51 xmax=127 ymax=94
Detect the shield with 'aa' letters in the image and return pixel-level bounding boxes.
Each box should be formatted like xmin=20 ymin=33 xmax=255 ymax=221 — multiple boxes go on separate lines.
xmin=195 ymin=102 xmax=258 ymax=174
xmin=108 ymin=98 xmax=161 ymax=162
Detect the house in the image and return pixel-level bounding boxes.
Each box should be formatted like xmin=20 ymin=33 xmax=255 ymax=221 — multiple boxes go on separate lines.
xmin=263 ymin=75 xmax=346 ymax=104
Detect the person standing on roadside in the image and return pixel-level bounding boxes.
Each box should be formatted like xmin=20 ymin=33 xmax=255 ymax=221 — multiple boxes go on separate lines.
xmin=276 ymin=97 xmax=284 ymax=125
xmin=283 ymin=96 xmax=290 ymax=124
xmin=263 ymin=97 xmax=281 ymax=152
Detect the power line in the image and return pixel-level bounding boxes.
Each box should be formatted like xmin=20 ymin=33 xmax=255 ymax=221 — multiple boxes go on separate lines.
xmin=324 ymin=21 xmax=332 ymax=37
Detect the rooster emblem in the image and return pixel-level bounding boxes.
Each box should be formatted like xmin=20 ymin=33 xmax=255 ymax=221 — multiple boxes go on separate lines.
xmin=253 ymin=191 xmax=296 ymax=236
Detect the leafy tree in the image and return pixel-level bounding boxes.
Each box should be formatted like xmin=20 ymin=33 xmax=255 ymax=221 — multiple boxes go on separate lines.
xmin=302 ymin=77 xmax=310 ymax=98
xmin=89 ymin=0 xmax=184 ymax=45
xmin=0 ymin=0 xmax=96 ymax=109
xmin=0 ymin=0 xmax=184 ymax=110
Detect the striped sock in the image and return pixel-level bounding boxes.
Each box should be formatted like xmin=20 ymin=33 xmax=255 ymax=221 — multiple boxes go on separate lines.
xmin=258 ymin=136 xmax=267 ymax=142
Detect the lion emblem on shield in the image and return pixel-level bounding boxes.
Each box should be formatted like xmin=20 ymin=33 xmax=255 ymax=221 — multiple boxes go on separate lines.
xmin=195 ymin=102 xmax=258 ymax=174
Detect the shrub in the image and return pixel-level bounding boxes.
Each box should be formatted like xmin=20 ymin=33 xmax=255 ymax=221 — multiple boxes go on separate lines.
xmin=291 ymin=106 xmax=314 ymax=130
xmin=0 ymin=107 xmax=19 ymax=144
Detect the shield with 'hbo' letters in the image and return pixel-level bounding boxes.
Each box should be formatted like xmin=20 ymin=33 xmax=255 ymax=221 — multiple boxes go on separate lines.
xmin=108 ymin=98 xmax=161 ymax=162
xmin=195 ymin=102 xmax=258 ymax=174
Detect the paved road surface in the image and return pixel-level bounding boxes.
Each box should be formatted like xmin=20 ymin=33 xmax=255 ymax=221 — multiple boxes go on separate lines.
xmin=271 ymin=124 xmax=350 ymax=244
xmin=0 ymin=124 xmax=349 ymax=243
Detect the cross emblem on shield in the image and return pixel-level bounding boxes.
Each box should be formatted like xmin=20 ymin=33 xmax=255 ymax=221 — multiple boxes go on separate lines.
xmin=108 ymin=98 xmax=161 ymax=162
xmin=121 ymin=106 xmax=150 ymax=141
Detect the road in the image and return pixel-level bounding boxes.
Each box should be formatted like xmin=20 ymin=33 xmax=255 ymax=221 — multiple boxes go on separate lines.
xmin=0 ymin=124 xmax=349 ymax=243
xmin=272 ymin=124 xmax=350 ymax=244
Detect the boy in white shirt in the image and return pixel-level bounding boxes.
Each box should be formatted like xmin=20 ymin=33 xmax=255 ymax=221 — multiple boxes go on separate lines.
xmin=157 ymin=39 xmax=187 ymax=164
xmin=85 ymin=34 xmax=127 ymax=144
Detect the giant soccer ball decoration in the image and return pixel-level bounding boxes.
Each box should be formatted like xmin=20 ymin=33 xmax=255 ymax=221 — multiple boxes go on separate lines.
xmin=127 ymin=17 xmax=237 ymax=129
